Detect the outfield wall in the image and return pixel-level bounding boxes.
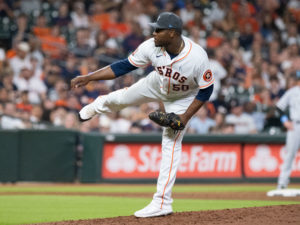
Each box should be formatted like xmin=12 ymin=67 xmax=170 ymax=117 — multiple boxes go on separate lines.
xmin=96 ymin=133 xmax=300 ymax=183
xmin=1 ymin=130 xmax=300 ymax=183
xmin=0 ymin=130 xmax=77 ymax=182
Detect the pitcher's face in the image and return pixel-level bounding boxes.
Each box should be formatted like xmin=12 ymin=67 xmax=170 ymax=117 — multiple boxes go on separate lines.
xmin=152 ymin=28 xmax=173 ymax=47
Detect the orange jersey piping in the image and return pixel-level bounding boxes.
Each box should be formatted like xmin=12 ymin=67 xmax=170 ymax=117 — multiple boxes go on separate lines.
xmin=199 ymin=78 xmax=215 ymax=89
xmin=171 ymin=40 xmax=192 ymax=66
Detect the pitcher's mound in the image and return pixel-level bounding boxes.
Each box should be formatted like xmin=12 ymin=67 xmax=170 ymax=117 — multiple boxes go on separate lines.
xmin=34 ymin=204 xmax=300 ymax=225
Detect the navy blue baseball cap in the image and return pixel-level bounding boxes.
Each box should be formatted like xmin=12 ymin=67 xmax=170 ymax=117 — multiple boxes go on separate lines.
xmin=149 ymin=12 xmax=183 ymax=32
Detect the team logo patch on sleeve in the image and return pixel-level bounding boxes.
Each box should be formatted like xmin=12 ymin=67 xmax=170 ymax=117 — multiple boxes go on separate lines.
xmin=203 ymin=70 xmax=212 ymax=82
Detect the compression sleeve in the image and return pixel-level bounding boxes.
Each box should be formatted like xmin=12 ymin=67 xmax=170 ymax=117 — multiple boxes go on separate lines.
xmin=110 ymin=58 xmax=138 ymax=77
xmin=195 ymin=84 xmax=214 ymax=102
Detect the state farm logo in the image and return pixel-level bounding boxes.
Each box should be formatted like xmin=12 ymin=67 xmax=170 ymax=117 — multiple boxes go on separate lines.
xmin=106 ymin=145 xmax=137 ymax=173
xmin=279 ymin=146 xmax=300 ymax=172
xmin=105 ymin=144 xmax=238 ymax=174
xmin=179 ymin=146 xmax=237 ymax=172
xmin=249 ymin=145 xmax=278 ymax=172
xmin=105 ymin=145 xmax=161 ymax=173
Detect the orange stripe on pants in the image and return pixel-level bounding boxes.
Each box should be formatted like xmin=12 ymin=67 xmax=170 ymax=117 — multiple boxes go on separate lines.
xmin=160 ymin=131 xmax=181 ymax=209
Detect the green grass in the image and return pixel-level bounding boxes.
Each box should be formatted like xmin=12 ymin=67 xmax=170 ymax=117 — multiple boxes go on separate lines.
xmin=0 ymin=195 xmax=299 ymax=225
xmin=0 ymin=184 xmax=300 ymax=225
xmin=1 ymin=184 xmax=300 ymax=193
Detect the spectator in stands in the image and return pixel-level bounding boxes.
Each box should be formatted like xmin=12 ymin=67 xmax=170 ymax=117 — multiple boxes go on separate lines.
xmin=98 ymin=114 xmax=112 ymax=133
xmin=14 ymin=66 xmax=47 ymax=104
xmin=220 ymin=10 xmax=236 ymax=34
xmin=30 ymin=56 xmax=43 ymax=80
xmin=188 ymin=25 xmax=206 ymax=48
xmin=206 ymin=28 xmax=224 ymax=50
xmin=210 ymin=112 xmax=225 ymax=134
xmin=0 ymin=69 xmax=17 ymax=94
xmin=281 ymin=23 xmax=300 ymax=46
xmin=96 ymin=38 xmax=121 ymax=66
xmin=225 ymin=100 xmax=257 ymax=134
xmin=19 ymin=0 xmax=41 ymax=15
xmin=50 ymin=106 xmax=67 ymax=127
xmin=188 ymin=106 xmax=216 ymax=134
xmin=53 ymin=2 xmax=71 ymax=28
xmin=221 ymin=122 xmax=235 ymax=134
xmin=65 ymin=94 xmax=81 ymax=112
xmin=40 ymin=97 xmax=55 ymax=123
xmin=0 ymin=102 xmax=26 ymax=129
xmin=28 ymin=36 xmax=44 ymax=67
xmin=93 ymin=31 xmax=109 ymax=57
xmin=100 ymin=9 xmax=131 ymax=39
xmin=38 ymin=25 xmax=67 ymax=59
xmin=60 ymin=53 xmax=81 ymax=83
xmin=9 ymin=41 xmax=32 ymax=80
xmin=0 ymin=0 xmax=13 ymax=18
xmin=109 ymin=112 xmax=131 ymax=133
xmin=12 ymin=13 xmax=30 ymax=44
xmin=71 ymin=1 xmax=89 ymax=28
xmin=269 ymin=76 xmax=285 ymax=102
xmin=64 ymin=111 xmax=79 ymax=130
xmin=69 ymin=28 xmax=94 ymax=58
xmin=0 ymin=0 xmax=298 ymax=134
xmin=48 ymin=78 xmax=68 ymax=104
xmin=243 ymin=101 xmax=265 ymax=132
xmin=16 ymin=90 xmax=32 ymax=113
xmin=263 ymin=106 xmax=282 ymax=133
xmin=209 ymin=48 xmax=227 ymax=101
xmin=0 ymin=87 xmax=9 ymax=103
xmin=180 ymin=1 xmax=196 ymax=27
xmin=30 ymin=104 xmax=48 ymax=129
xmin=43 ymin=62 xmax=62 ymax=90
xmin=122 ymin=21 xmax=145 ymax=55
xmin=32 ymin=14 xmax=51 ymax=38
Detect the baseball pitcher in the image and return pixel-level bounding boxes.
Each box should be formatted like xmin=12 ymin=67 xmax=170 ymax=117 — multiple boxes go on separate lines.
xmin=71 ymin=12 xmax=214 ymax=217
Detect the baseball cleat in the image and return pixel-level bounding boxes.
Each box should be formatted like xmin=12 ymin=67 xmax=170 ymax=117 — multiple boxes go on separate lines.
xmin=134 ymin=203 xmax=173 ymax=218
xmin=78 ymin=103 xmax=97 ymax=122
xmin=277 ymin=185 xmax=287 ymax=190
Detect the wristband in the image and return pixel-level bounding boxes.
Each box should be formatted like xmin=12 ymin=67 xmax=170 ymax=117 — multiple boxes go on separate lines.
xmin=280 ymin=115 xmax=288 ymax=124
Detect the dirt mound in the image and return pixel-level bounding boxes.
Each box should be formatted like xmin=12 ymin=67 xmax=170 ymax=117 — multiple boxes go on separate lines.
xmin=33 ymin=204 xmax=300 ymax=225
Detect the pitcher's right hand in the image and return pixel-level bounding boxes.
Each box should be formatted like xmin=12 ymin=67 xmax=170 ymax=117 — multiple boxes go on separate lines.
xmin=71 ymin=75 xmax=90 ymax=89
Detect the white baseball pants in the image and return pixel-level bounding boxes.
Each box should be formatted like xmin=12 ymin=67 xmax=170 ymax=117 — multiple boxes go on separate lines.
xmin=90 ymin=77 xmax=192 ymax=210
xmin=278 ymin=122 xmax=300 ymax=187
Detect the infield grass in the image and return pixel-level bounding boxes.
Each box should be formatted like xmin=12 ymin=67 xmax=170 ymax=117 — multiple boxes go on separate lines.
xmin=0 ymin=184 xmax=299 ymax=225
xmin=1 ymin=183 xmax=297 ymax=193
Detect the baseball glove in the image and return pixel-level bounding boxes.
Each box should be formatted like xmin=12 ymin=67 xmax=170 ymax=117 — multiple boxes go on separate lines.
xmin=149 ymin=111 xmax=185 ymax=130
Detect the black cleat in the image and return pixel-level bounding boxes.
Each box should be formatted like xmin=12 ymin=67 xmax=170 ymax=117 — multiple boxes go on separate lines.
xmin=78 ymin=113 xmax=91 ymax=122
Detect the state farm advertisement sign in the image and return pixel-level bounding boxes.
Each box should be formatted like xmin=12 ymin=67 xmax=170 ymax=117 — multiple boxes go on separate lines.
xmin=102 ymin=143 xmax=242 ymax=179
xmin=244 ymin=144 xmax=300 ymax=177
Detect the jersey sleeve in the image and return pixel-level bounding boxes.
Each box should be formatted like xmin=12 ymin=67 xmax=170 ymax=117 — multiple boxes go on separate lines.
xmin=195 ymin=54 xmax=215 ymax=89
xmin=128 ymin=39 xmax=152 ymax=68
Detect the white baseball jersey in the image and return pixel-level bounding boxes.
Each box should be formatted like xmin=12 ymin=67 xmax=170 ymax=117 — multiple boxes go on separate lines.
xmin=128 ymin=36 xmax=214 ymax=101
xmin=276 ymin=86 xmax=300 ymax=121
xmin=89 ymin=35 xmax=214 ymax=211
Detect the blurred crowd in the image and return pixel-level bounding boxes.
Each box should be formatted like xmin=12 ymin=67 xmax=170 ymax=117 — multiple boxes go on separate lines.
xmin=0 ymin=0 xmax=299 ymax=134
